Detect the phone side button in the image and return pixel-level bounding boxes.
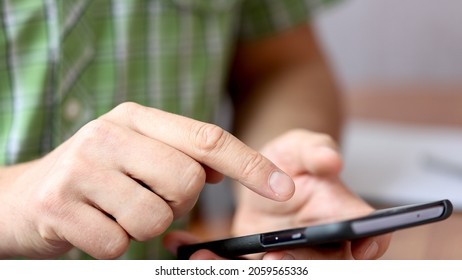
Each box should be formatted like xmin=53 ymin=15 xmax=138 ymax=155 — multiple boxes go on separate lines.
xmin=261 ymin=229 xmax=306 ymax=246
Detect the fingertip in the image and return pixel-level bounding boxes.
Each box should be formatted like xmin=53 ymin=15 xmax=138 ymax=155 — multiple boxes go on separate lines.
xmin=262 ymin=251 xmax=295 ymax=260
xmin=268 ymin=171 xmax=295 ymax=201
xmin=351 ymin=234 xmax=392 ymax=260
xmin=190 ymin=249 xmax=226 ymax=260
xmin=361 ymin=241 xmax=379 ymax=260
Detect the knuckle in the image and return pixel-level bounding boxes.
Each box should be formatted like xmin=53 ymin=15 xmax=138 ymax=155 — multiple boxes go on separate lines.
xmin=33 ymin=187 xmax=79 ymax=242
xmin=169 ymin=162 xmax=206 ymax=217
xmin=240 ymin=151 xmax=266 ymax=179
xmin=31 ymin=158 xmax=87 ymax=225
xmin=192 ymin=123 xmax=228 ymax=156
xmin=111 ymin=102 xmax=140 ymax=118
xmin=69 ymin=119 xmax=121 ymax=160
xmin=130 ymin=197 xmax=174 ymax=241
xmin=171 ymin=198 xmax=198 ymax=219
xmin=98 ymin=234 xmax=130 ymax=259
xmin=75 ymin=119 xmax=115 ymax=147
xmin=107 ymin=102 xmax=145 ymax=129
xmin=139 ymin=209 xmax=174 ymax=241
xmin=33 ymin=180 xmax=73 ymax=222
xmin=139 ymin=161 xmax=205 ymax=221
xmin=182 ymin=161 xmax=206 ymax=197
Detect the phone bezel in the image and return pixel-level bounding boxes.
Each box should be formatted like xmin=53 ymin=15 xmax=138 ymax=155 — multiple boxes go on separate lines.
xmin=177 ymin=199 xmax=452 ymax=259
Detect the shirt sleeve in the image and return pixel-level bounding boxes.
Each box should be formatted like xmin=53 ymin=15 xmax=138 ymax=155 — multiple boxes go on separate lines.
xmin=237 ymin=0 xmax=340 ymax=40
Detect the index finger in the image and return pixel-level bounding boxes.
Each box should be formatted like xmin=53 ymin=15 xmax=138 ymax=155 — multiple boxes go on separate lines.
xmin=102 ymin=103 xmax=295 ymax=201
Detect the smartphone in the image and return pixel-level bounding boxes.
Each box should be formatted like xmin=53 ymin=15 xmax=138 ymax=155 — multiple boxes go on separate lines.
xmin=178 ymin=199 xmax=453 ymax=259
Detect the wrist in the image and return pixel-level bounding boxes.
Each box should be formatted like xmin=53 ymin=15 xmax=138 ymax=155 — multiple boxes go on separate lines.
xmin=0 ymin=161 xmax=38 ymax=258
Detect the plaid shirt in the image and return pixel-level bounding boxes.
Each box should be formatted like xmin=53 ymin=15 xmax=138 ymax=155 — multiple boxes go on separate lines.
xmin=1 ymin=0 xmax=333 ymax=259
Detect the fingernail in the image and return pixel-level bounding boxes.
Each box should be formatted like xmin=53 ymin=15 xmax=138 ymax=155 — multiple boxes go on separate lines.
xmin=269 ymin=171 xmax=294 ymax=198
xmin=363 ymin=241 xmax=379 ymax=260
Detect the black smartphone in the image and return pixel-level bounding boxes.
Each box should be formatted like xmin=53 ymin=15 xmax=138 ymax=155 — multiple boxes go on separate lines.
xmin=178 ymin=199 xmax=453 ymax=259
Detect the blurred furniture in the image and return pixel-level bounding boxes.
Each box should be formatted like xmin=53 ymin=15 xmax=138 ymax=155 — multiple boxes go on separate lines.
xmin=346 ymin=86 xmax=462 ymax=259
xmin=380 ymin=212 xmax=462 ymax=259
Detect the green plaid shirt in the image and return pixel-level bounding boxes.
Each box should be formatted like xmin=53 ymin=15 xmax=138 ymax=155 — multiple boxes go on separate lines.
xmin=1 ymin=0 xmax=333 ymax=259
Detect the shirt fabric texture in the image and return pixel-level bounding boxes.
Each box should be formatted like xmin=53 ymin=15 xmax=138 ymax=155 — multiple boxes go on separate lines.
xmin=0 ymin=0 xmax=333 ymax=259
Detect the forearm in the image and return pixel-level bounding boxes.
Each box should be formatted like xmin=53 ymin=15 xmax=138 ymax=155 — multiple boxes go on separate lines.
xmin=0 ymin=162 xmax=36 ymax=258
xmin=228 ymin=24 xmax=344 ymax=235
xmin=232 ymin=60 xmax=343 ymax=151
xmin=229 ymin=23 xmax=343 ymax=150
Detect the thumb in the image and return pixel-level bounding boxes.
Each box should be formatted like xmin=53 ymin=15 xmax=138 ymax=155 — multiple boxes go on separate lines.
xmin=261 ymin=130 xmax=343 ymax=177
xmin=351 ymin=234 xmax=392 ymax=260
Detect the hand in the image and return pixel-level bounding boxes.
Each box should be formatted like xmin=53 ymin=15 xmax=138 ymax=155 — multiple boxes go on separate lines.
xmin=233 ymin=129 xmax=391 ymax=260
xmin=165 ymin=129 xmax=390 ymax=260
xmin=0 ymin=102 xmax=295 ymax=259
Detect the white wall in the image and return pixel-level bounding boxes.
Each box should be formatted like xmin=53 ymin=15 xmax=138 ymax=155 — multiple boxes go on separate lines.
xmin=199 ymin=0 xmax=462 ymax=221
xmin=313 ymin=0 xmax=462 ymax=89
xmin=313 ymin=1 xmax=462 ymax=208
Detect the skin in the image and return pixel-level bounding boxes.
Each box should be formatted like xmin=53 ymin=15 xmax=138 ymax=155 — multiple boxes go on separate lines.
xmin=163 ymin=24 xmax=391 ymax=260
xmin=0 ymin=104 xmax=295 ymax=259
xmin=0 ymin=23 xmax=390 ymax=260
xmin=164 ymin=130 xmax=390 ymax=260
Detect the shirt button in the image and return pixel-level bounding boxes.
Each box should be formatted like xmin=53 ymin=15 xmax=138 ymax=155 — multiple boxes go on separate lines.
xmin=64 ymin=98 xmax=82 ymax=121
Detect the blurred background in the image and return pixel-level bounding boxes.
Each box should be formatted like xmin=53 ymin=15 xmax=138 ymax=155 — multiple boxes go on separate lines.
xmin=314 ymin=0 xmax=462 ymax=259
xmin=197 ymin=0 xmax=462 ymax=259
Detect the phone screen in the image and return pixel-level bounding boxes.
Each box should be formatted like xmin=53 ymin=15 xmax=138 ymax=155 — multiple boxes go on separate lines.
xmin=352 ymin=205 xmax=445 ymax=234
